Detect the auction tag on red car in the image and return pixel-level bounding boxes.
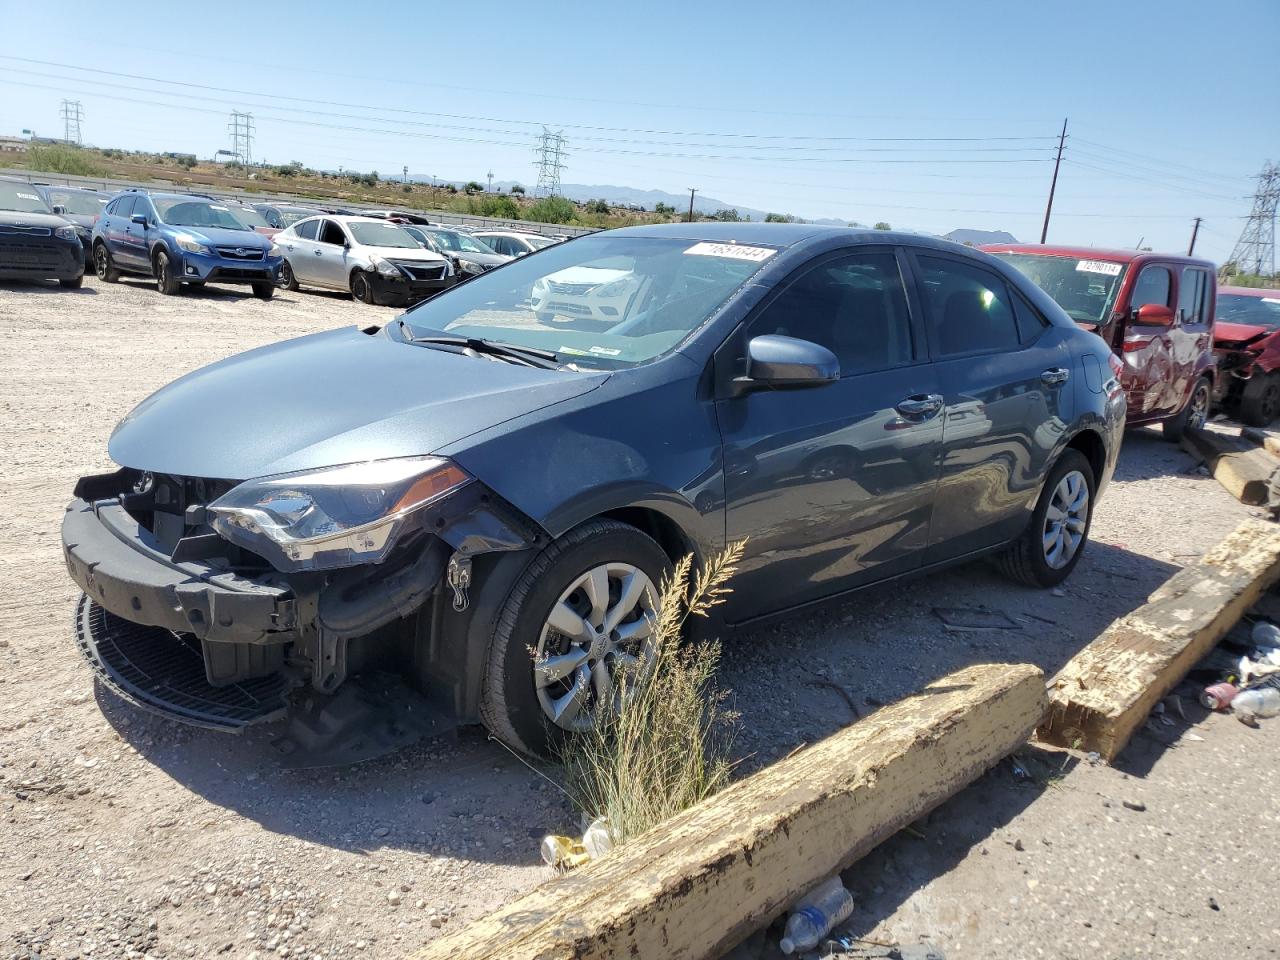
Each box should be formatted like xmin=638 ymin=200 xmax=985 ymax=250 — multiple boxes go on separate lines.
xmin=1075 ymin=259 xmax=1123 ymax=276
xmin=684 ymin=242 xmax=776 ymax=262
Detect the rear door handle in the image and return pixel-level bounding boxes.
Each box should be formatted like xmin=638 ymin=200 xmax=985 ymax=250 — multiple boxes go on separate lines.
xmin=895 ymin=394 xmax=944 ymax=419
xmin=1041 ymin=367 xmax=1070 ymax=386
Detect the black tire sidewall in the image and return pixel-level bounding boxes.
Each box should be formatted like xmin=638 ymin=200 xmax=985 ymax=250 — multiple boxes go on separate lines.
xmin=486 ymin=524 xmax=671 ymax=757
xmin=1242 ymin=371 xmax=1280 ymax=427
xmin=1023 ymin=449 xmax=1095 ymax=587
xmin=94 ymin=244 xmax=115 ymax=281
xmin=155 ymin=250 xmax=180 ymax=295
xmin=352 ymin=272 xmax=374 ymax=304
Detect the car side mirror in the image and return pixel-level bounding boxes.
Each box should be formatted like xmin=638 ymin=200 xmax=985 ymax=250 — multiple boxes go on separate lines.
xmin=52 ymin=204 xmax=66 ymax=215
xmin=130 ymin=213 xmax=148 ymax=226
xmin=736 ymin=335 xmax=840 ymax=393
xmin=1135 ymin=303 xmax=1175 ymax=326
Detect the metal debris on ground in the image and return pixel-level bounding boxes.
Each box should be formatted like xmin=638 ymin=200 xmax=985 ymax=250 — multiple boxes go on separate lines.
xmin=811 ymin=940 xmax=946 ymax=959
xmin=931 ymin=607 xmax=1022 ymax=632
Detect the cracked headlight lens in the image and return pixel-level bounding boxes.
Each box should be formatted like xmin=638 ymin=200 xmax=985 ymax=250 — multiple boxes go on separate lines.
xmin=209 ymin=456 xmax=471 ymax=572
xmin=371 ymin=256 xmax=402 ymax=277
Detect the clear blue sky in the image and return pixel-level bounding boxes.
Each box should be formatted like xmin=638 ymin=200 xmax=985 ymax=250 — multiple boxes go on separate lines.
xmin=2 ymin=0 xmax=1276 ymax=263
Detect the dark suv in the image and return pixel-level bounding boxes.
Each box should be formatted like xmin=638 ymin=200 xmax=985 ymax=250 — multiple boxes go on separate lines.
xmin=91 ymin=191 xmax=283 ymax=299
xmin=62 ymin=225 xmax=1124 ymax=760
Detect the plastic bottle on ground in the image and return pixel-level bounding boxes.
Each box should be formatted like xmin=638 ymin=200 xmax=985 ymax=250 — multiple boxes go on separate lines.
xmin=1232 ymin=686 xmax=1280 ymax=720
xmin=779 ymin=877 xmax=855 ymax=955
xmin=582 ymin=817 xmax=613 ymax=860
xmin=1251 ymin=620 xmax=1280 ymax=647
xmin=1201 ymin=682 xmax=1239 ymax=711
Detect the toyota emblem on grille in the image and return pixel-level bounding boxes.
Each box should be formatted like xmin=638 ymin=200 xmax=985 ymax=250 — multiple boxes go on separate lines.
xmin=235 ymin=248 xmax=247 ymax=257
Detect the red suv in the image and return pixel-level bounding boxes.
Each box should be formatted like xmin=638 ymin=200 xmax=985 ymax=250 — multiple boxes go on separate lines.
xmin=982 ymin=244 xmax=1216 ymax=440
xmin=1211 ymin=286 xmax=1280 ymax=425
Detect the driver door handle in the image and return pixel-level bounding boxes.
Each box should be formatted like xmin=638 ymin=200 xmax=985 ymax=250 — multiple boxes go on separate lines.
xmin=895 ymin=394 xmax=944 ymax=419
xmin=1041 ymin=367 xmax=1070 ymax=386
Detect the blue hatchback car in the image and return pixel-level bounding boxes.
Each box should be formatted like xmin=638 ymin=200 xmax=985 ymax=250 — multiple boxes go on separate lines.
xmin=91 ymin=191 xmax=282 ymax=299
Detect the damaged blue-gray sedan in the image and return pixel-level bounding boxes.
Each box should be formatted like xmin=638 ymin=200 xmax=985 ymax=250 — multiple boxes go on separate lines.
xmin=61 ymin=223 xmax=1125 ymax=762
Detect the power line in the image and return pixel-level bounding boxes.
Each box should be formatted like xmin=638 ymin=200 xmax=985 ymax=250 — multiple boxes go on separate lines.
xmin=227 ymin=111 xmax=254 ymax=164
xmin=1070 ymin=136 xmax=1254 ymax=183
xmin=59 ymin=98 xmax=83 ymax=145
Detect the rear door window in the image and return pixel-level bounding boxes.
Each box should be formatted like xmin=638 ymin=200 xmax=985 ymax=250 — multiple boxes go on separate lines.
xmin=915 ymin=255 xmax=1020 ymax=357
xmin=113 ymin=195 xmax=136 ymax=219
xmin=294 ymin=218 xmax=320 ymax=241
xmin=1179 ymin=268 xmax=1211 ymax=327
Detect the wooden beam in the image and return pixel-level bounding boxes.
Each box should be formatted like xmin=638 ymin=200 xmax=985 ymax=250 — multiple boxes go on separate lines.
xmin=1181 ymin=427 xmax=1277 ymax=505
xmin=1039 ymin=518 xmax=1280 ymax=760
xmin=411 ymin=664 xmax=1046 ymax=960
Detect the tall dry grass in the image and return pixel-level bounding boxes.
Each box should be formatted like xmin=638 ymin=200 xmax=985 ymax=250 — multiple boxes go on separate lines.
xmin=556 ymin=542 xmax=744 ymax=846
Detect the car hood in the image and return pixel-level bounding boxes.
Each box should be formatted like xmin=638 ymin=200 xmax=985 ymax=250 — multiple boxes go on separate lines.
xmin=365 ymin=246 xmax=449 ymax=264
xmin=169 ymin=225 xmax=271 ymax=249
xmin=458 ymin=251 xmax=510 ymax=267
xmin=108 ymin=326 xmax=609 ymax=479
xmin=1214 ymin=321 xmax=1276 ymax=347
xmin=0 ymin=209 xmax=71 ymax=228
xmin=543 ymin=266 xmax=633 ymax=285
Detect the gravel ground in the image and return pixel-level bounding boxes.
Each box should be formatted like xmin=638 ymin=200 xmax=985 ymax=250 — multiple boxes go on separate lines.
xmin=1 ymin=275 xmax=1276 ymax=960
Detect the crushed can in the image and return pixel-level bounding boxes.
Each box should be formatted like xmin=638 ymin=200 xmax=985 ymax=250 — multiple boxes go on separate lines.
xmin=539 ymin=834 xmax=590 ymax=871
xmin=1201 ymin=681 xmax=1239 ymax=711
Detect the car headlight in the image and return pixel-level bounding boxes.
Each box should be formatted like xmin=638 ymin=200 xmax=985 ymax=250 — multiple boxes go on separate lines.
xmin=54 ymin=225 xmax=78 ymax=241
xmin=460 ymin=259 xmax=485 ymax=275
xmin=594 ymin=278 xmax=634 ymax=297
xmin=268 ymin=242 xmax=281 ymax=257
xmin=175 ymin=234 xmax=209 ymax=254
xmin=371 ymin=257 xmax=402 ymax=278
xmin=208 ymin=456 xmax=471 ymax=572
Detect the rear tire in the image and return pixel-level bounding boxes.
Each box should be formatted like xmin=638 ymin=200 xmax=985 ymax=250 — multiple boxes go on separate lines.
xmin=251 ymin=281 xmax=275 ymax=301
xmin=1239 ymin=371 xmax=1280 ymax=427
xmin=154 ymin=250 xmax=181 ymax=295
xmin=59 ymin=276 xmax=83 ymax=289
xmin=995 ymin=449 xmax=1095 ymax=588
xmin=480 ymin=519 xmax=672 ymax=757
xmin=93 ymin=243 xmax=119 ymax=283
xmin=1162 ymin=376 xmax=1211 ymax=441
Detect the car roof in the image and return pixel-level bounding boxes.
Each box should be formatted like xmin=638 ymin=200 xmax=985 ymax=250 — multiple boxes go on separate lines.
xmin=1220 ymin=285 xmax=1280 ymax=298
xmin=980 ymin=242 xmax=1215 ymax=270
xmin=40 ymin=184 xmax=102 ymax=194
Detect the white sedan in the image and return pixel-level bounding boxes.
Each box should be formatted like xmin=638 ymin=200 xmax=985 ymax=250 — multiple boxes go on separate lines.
xmin=530 ymin=266 xmax=641 ymax=324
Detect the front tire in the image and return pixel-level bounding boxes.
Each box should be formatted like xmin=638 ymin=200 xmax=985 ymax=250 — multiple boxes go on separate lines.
xmin=93 ymin=243 xmax=119 ymax=283
xmin=278 ymin=260 xmax=299 ymax=291
xmin=154 ymin=250 xmax=182 ymax=295
xmin=1162 ymin=377 xmax=1211 ymax=441
xmin=251 ymin=281 xmax=275 ymax=301
xmin=480 ymin=519 xmax=672 ymax=757
xmin=1239 ymin=371 xmax=1280 ymax=427
xmin=60 ymin=276 xmax=84 ymax=289
xmin=351 ymin=271 xmax=376 ymax=305
xmin=995 ymin=449 xmax=1095 ymax=588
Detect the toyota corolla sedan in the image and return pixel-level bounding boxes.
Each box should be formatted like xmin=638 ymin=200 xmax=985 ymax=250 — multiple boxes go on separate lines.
xmin=62 ymin=224 xmax=1124 ymax=761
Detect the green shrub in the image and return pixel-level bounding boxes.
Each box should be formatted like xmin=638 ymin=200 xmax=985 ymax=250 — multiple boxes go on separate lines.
xmin=524 ymin=195 xmax=576 ymax=224
xmin=22 ymin=144 xmax=106 ymax=177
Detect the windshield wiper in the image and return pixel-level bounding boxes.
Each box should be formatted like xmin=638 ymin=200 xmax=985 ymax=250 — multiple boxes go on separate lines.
xmin=399 ymin=326 xmax=560 ymax=369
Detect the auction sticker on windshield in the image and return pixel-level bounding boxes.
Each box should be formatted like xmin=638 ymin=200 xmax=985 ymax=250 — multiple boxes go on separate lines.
xmin=684 ymin=242 xmax=776 ymax=262
xmin=1075 ymin=259 xmax=1123 ymax=276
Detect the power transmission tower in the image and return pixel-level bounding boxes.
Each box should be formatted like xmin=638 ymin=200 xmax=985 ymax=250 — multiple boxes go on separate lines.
xmin=59 ymin=99 xmax=83 ymax=145
xmin=533 ymin=127 xmax=567 ymax=196
xmin=1226 ymin=162 xmax=1280 ymax=278
xmin=226 ymin=111 xmax=255 ymax=165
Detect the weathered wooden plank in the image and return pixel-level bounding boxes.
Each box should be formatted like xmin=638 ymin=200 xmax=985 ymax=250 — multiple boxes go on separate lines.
xmin=411 ymin=663 xmax=1046 ymax=960
xmin=1181 ymin=427 xmax=1277 ymax=505
xmin=1039 ymin=518 xmax=1280 ymax=760
xmin=1239 ymin=427 xmax=1280 ymax=461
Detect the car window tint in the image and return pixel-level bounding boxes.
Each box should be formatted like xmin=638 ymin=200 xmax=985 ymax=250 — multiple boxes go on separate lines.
xmin=1131 ymin=265 xmax=1172 ymax=310
xmin=294 ymin=218 xmax=319 ymax=241
xmin=135 ymin=198 xmax=156 ymax=222
xmin=917 ymin=255 xmax=1019 ymax=356
xmin=750 ymin=252 xmax=914 ymax=374
xmin=319 ymin=220 xmax=347 ymax=245
xmin=113 ymin=195 xmax=136 ymax=218
xmin=1013 ymin=292 xmax=1050 ymax=342
xmin=1179 ymin=268 xmax=1210 ymax=326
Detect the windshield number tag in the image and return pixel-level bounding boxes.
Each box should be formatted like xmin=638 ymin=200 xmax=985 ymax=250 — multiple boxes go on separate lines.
xmin=17 ymin=192 xmax=40 ymax=202
xmin=684 ymin=242 xmax=776 ymax=263
xmin=1076 ymin=259 xmax=1122 ymax=277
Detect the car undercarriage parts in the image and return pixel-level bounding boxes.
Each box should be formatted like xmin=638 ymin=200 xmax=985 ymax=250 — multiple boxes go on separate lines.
xmin=446 ymin=555 xmax=472 ymax=612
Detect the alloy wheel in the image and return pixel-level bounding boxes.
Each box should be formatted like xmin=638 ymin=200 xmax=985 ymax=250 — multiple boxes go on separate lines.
xmin=1042 ymin=470 xmax=1089 ymax=569
xmin=94 ymin=246 xmax=108 ymax=279
xmin=533 ymin=562 xmax=658 ymax=732
xmin=1188 ymin=383 xmax=1210 ymax=431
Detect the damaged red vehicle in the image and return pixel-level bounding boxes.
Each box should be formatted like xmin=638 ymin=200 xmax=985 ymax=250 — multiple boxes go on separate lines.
xmin=1211 ymin=286 xmax=1280 ymax=425
xmin=983 ymin=244 xmax=1217 ymax=440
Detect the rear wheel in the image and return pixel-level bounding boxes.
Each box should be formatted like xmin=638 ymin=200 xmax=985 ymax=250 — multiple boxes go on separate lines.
xmin=93 ymin=243 xmax=119 ymax=283
xmin=1162 ymin=377 xmax=1211 ymax=441
xmin=480 ymin=519 xmax=671 ymax=757
xmin=251 ymin=281 xmax=275 ymax=301
xmin=1239 ymin=371 xmax=1280 ymax=427
xmin=351 ymin=271 xmax=376 ymax=305
xmin=996 ymin=449 xmax=1095 ymax=588
xmin=154 ymin=250 xmax=181 ymax=295
xmin=278 ymin=260 xmax=299 ymax=291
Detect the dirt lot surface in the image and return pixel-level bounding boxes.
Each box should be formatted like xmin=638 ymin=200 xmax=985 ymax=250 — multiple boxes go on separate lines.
xmin=2 ymin=276 xmax=1277 ymax=960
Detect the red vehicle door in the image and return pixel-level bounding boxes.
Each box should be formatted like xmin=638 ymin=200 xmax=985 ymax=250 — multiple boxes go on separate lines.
xmin=1121 ymin=263 xmax=1178 ymax=418
xmin=1173 ymin=265 xmax=1215 ymax=404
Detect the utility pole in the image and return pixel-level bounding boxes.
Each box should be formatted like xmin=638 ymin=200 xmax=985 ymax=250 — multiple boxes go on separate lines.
xmin=59 ymin=100 xmax=83 ymax=145
xmin=1188 ymin=217 xmax=1202 ymax=256
xmin=1040 ymin=117 xmax=1068 ymax=244
xmin=687 ymin=188 xmax=697 ymax=223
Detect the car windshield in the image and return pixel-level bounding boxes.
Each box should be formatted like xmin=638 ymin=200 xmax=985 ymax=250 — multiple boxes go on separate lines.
xmin=525 ymin=235 xmax=556 ymax=250
xmin=154 ymin=198 xmax=251 ymax=230
xmin=228 ymin=205 xmax=271 ymax=230
xmin=428 ymin=229 xmax=494 ymax=254
xmin=0 ymin=181 xmax=53 ymax=214
xmin=276 ymin=207 xmax=318 ymax=226
xmin=992 ymin=253 xmax=1127 ymax=326
xmin=348 ymin=221 xmax=419 ymax=248
xmin=1218 ymin=293 xmax=1280 ymax=330
xmin=399 ymin=235 xmax=775 ymax=368
xmin=47 ymin=190 xmax=108 ymax=216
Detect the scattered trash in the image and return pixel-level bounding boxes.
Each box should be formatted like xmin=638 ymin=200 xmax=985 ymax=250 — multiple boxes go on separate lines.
xmin=1184 ymin=732 xmax=1206 ymax=742
xmin=779 ymin=876 xmax=855 ymax=955
xmin=931 ymin=607 xmax=1021 ymax=632
xmin=1086 ymin=751 xmax=1103 ymax=766
xmin=1232 ymin=685 xmax=1280 ymax=723
xmin=1201 ymin=682 xmax=1240 ymax=711
xmin=581 ymin=817 xmax=613 ymax=860
xmin=539 ymin=834 xmax=590 ymax=871
xmin=819 ymin=938 xmax=946 ymax=959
